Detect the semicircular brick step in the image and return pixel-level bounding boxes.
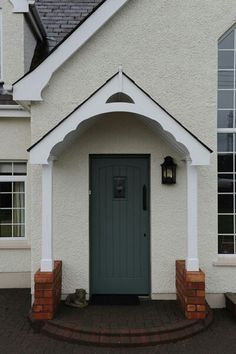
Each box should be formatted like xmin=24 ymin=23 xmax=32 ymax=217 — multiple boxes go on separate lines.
xmin=41 ymin=308 xmax=213 ymax=347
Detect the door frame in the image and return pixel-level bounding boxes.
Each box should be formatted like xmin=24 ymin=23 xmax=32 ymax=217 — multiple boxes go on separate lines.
xmin=89 ymin=154 xmax=151 ymax=296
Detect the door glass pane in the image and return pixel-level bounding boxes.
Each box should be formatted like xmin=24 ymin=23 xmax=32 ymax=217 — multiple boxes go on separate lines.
xmin=218 ymin=194 xmax=233 ymax=213
xmin=218 ymin=51 xmax=234 ymax=69
xmin=0 ymin=225 xmax=12 ymax=237
xmin=218 ymin=215 xmax=234 ymax=233
xmin=113 ymin=177 xmax=126 ymax=199
xmin=219 ymin=31 xmax=234 ymax=49
xmin=218 ymin=235 xmax=234 ymax=254
xmin=0 ymin=209 xmax=12 ymax=223
xmin=218 ymin=91 xmax=233 ymax=109
xmin=218 ymin=71 xmax=234 ymax=89
xmin=217 ymin=133 xmax=233 ymax=152
xmin=0 ymin=194 xmax=12 ymax=208
xmin=218 ymin=154 xmax=233 ymax=172
xmin=218 ymin=174 xmax=233 ymax=192
xmin=217 ymin=110 xmax=234 ymax=128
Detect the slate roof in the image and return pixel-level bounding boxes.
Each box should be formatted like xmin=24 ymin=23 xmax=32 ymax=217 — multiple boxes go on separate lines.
xmin=35 ymin=0 xmax=105 ymax=51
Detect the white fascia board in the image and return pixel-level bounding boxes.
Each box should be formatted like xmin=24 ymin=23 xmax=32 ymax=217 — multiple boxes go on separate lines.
xmin=0 ymin=105 xmax=30 ymax=117
xmin=9 ymin=0 xmax=35 ymax=13
xmin=13 ymin=0 xmax=130 ymax=101
xmin=29 ymin=72 xmax=211 ymax=166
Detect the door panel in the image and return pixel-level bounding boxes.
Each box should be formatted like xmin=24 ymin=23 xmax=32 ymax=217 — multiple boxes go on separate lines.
xmin=90 ymin=156 xmax=150 ymax=294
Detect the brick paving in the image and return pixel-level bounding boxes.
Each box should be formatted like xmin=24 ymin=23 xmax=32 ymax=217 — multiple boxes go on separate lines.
xmin=0 ymin=289 xmax=236 ymax=353
xmin=54 ymin=299 xmax=186 ymax=328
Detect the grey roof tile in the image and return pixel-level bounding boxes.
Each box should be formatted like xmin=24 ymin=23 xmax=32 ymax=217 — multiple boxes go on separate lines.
xmin=35 ymin=0 xmax=105 ymax=51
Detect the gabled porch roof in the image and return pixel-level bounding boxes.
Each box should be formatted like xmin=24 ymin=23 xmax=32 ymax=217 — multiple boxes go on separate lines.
xmin=28 ymin=70 xmax=212 ymax=166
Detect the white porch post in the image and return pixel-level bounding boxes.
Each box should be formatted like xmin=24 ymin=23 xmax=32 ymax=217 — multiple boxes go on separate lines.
xmin=40 ymin=159 xmax=54 ymax=272
xmin=186 ymin=160 xmax=199 ymax=271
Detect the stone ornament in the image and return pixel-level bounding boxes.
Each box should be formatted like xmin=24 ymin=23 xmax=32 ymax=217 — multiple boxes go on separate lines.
xmin=65 ymin=289 xmax=88 ymax=308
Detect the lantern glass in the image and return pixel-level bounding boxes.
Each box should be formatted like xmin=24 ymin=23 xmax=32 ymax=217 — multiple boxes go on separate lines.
xmin=161 ymin=156 xmax=177 ymax=184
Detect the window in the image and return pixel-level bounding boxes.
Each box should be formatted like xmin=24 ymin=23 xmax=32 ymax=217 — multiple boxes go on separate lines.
xmin=0 ymin=162 xmax=27 ymax=239
xmin=218 ymin=29 xmax=236 ymax=253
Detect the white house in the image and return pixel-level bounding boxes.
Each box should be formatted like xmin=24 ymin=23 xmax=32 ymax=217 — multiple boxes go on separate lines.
xmin=0 ymin=0 xmax=236 ymax=320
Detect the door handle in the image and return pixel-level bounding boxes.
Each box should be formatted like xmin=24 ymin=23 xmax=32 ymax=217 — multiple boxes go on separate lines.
xmin=143 ymin=185 xmax=147 ymax=211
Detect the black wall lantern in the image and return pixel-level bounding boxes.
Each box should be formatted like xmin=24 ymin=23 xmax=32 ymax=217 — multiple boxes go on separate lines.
xmin=161 ymin=156 xmax=177 ymax=184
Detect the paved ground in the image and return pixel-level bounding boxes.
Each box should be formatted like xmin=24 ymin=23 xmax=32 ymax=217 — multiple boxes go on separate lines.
xmin=55 ymin=298 xmax=186 ymax=329
xmin=1 ymin=289 xmax=236 ymax=354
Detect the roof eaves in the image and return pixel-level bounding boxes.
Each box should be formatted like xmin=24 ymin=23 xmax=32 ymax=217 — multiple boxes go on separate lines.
xmin=28 ymin=2 xmax=47 ymax=40
xmin=122 ymin=73 xmax=213 ymax=153
xmin=27 ymin=71 xmax=118 ymax=151
xmin=14 ymin=0 xmax=107 ymax=86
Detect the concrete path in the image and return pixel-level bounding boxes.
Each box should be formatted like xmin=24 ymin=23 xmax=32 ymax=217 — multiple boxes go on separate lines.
xmin=0 ymin=289 xmax=236 ymax=354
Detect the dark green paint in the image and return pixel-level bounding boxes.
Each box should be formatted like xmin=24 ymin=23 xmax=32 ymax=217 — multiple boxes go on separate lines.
xmin=90 ymin=156 xmax=150 ymax=294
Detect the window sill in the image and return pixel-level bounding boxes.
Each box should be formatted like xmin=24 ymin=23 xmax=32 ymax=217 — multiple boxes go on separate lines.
xmin=0 ymin=240 xmax=30 ymax=249
xmin=213 ymin=255 xmax=236 ymax=267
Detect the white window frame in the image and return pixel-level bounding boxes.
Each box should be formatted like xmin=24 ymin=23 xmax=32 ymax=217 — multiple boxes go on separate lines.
xmin=217 ymin=27 xmax=236 ymax=255
xmin=0 ymin=161 xmax=27 ymax=241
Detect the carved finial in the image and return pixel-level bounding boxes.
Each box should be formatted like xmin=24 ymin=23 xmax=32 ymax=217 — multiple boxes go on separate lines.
xmin=118 ymin=65 xmax=123 ymax=92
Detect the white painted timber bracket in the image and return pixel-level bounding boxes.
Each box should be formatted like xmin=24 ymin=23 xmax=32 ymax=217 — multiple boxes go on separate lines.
xmin=9 ymin=0 xmax=35 ymax=13
xmin=13 ymin=0 xmax=130 ymax=101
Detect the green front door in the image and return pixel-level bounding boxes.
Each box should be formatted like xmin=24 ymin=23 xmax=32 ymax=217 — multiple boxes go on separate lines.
xmin=90 ymin=155 xmax=150 ymax=295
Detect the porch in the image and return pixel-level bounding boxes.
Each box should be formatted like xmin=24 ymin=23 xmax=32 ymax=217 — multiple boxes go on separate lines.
xmin=28 ymin=70 xmax=212 ymax=322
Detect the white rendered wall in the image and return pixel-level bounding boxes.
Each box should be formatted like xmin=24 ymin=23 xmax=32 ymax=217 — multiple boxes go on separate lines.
xmin=0 ymin=118 xmax=31 ymax=287
xmin=30 ymin=0 xmax=236 ymax=300
xmin=0 ymin=117 xmax=30 ymax=159
xmin=24 ymin=19 xmax=37 ymax=72
xmin=0 ymin=2 xmax=32 ymax=286
xmin=0 ymin=1 xmax=25 ymax=83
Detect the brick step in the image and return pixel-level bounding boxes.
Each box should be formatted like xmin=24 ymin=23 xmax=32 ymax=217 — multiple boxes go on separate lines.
xmin=49 ymin=317 xmax=198 ymax=337
xmin=41 ymin=308 xmax=213 ymax=347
